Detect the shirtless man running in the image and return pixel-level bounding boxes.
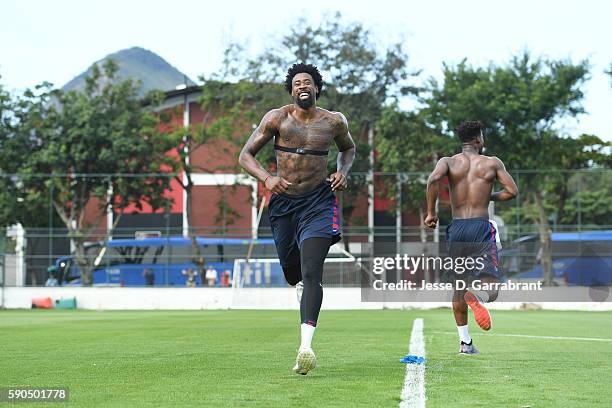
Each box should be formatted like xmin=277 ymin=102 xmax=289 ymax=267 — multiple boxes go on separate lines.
xmin=425 ymin=120 xmax=518 ymax=354
xmin=239 ymin=63 xmax=355 ymax=374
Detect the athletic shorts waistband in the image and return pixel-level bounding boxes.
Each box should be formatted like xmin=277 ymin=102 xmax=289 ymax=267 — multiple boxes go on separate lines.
xmin=276 ymin=180 xmax=331 ymax=199
xmin=451 ymin=217 xmax=490 ymax=223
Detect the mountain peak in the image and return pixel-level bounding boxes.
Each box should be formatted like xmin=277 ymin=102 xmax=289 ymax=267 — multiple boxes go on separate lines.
xmin=62 ymin=47 xmax=196 ymax=95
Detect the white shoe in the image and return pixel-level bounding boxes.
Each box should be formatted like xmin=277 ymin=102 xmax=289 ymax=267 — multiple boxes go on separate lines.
xmin=296 ymin=281 xmax=304 ymax=303
xmin=293 ymin=347 xmax=316 ymax=375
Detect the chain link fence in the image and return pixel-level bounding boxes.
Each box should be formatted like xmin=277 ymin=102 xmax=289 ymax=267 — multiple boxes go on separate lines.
xmin=1 ymin=169 xmax=610 ymax=286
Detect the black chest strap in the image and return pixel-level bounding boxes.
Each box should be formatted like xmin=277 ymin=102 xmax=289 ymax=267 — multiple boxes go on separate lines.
xmin=274 ymin=144 xmax=328 ymax=156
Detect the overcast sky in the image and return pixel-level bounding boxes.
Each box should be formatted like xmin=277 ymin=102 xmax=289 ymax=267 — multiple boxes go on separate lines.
xmin=2 ymin=0 xmax=610 ymax=140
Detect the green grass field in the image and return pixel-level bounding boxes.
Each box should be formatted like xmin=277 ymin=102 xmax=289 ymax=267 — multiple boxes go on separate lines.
xmin=1 ymin=309 xmax=611 ymax=407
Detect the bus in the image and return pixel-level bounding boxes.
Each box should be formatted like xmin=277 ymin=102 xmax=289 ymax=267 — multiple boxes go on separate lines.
xmin=51 ymin=236 xmax=277 ymax=286
xmin=503 ymin=230 xmax=612 ymax=285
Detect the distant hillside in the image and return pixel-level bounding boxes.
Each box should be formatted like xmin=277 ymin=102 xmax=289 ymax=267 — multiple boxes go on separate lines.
xmin=62 ymin=47 xmax=196 ymax=95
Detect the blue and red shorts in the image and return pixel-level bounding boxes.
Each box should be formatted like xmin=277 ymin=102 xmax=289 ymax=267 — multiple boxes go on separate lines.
xmin=268 ymin=180 xmax=341 ymax=268
xmin=445 ymin=217 xmax=501 ymax=279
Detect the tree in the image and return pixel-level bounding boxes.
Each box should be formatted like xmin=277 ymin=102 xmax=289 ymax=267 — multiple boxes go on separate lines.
xmin=423 ymin=52 xmax=609 ymax=285
xmin=376 ymin=104 xmax=451 ymax=241
xmin=14 ymin=61 xmax=175 ymax=285
xmin=558 ymin=170 xmax=612 ymax=226
xmin=161 ymin=86 xmax=245 ymax=281
xmin=0 ymin=79 xmax=54 ymax=229
xmin=0 ymin=77 xmax=75 ymax=285
xmin=249 ymin=12 xmax=418 ymax=132
xmin=202 ymin=12 xmax=419 ymax=238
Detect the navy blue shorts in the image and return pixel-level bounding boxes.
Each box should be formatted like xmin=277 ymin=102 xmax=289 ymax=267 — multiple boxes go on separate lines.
xmin=445 ymin=217 xmax=501 ymax=279
xmin=268 ymin=181 xmax=341 ymax=268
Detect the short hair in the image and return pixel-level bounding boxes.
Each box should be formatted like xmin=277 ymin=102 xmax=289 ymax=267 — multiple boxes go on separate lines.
xmin=454 ymin=120 xmax=482 ymax=143
xmin=284 ymin=63 xmax=323 ymax=98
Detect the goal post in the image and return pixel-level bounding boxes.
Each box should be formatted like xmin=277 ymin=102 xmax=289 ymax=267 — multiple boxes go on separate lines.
xmin=231 ymin=255 xmax=363 ymax=289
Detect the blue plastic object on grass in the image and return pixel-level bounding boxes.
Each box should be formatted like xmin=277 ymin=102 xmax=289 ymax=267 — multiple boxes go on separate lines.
xmin=399 ymin=354 xmax=426 ymax=364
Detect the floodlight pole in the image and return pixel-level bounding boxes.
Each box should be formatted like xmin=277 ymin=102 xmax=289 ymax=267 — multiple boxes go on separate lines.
xmin=182 ymin=87 xmax=190 ymax=238
xmin=368 ymin=126 xmax=374 ymax=244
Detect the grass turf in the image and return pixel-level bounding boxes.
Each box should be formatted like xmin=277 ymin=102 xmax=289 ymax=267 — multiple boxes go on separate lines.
xmin=1 ymin=309 xmax=611 ymax=407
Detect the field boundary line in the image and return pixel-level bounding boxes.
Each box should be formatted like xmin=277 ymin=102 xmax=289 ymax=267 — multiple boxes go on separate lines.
xmin=400 ymin=317 xmax=426 ymax=408
xmin=431 ymin=331 xmax=612 ymax=342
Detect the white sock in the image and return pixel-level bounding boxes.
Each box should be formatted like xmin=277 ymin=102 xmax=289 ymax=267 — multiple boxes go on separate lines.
xmin=457 ymin=325 xmax=472 ymax=344
xmin=300 ymin=323 xmax=316 ymax=350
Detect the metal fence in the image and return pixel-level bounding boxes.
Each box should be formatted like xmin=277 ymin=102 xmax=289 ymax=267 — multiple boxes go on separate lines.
xmin=1 ymin=169 xmax=610 ymax=287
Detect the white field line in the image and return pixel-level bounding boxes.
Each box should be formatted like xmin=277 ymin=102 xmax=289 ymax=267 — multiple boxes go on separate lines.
xmin=432 ymin=331 xmax=612 ymax=342
xmin=400 ymin=318 xmax=426 ymax=408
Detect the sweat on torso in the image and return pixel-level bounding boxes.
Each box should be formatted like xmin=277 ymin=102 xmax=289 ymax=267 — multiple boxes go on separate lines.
xmin=447 ymin=153 xmax=497 ymax=219
xmin=274 ymin=110 xmax=338 ymax=195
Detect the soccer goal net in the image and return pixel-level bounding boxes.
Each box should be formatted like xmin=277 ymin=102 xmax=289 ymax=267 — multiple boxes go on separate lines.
xmin=232 ymin=247 xmax=363 ymax=289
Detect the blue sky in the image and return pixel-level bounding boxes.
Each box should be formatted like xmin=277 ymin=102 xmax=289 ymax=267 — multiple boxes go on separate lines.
xmin=2 ymin=0 xmax=610 ymax=140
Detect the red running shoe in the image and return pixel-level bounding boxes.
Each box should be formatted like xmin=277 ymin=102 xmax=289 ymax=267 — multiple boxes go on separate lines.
xmin=464 ymin=291 xmax=492 ymax=331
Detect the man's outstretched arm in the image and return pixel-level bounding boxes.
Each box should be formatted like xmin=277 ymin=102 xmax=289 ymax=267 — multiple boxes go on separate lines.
xmin=330 ymin=113 xmax=355 ymax=192
xmin=425 ymin=158 xmax=449 ymax=228
xmin=490 ymin=157 xmax=518 ymax=201
xmin=238 ymin=109 xmax=292 ymax=194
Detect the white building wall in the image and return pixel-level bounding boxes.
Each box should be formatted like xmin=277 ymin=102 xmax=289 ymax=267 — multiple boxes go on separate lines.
xmin=2 ymin=287 xmax=611 ymax=311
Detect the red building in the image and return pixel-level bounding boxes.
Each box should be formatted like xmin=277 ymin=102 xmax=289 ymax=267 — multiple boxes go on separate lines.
xmin=84 ymin=86 xmax=447 ymax=242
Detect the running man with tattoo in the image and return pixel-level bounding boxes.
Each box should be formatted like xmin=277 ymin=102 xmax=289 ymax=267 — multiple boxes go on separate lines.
xmin=239 ymin=63 xmax=356 ymax=374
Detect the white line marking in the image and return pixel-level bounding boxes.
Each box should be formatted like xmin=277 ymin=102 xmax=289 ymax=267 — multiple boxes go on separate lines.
xmin=400 ymin=318 xmax=426 ymax=408
xmin=432 ymin=331 xmax=612 ymax=342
